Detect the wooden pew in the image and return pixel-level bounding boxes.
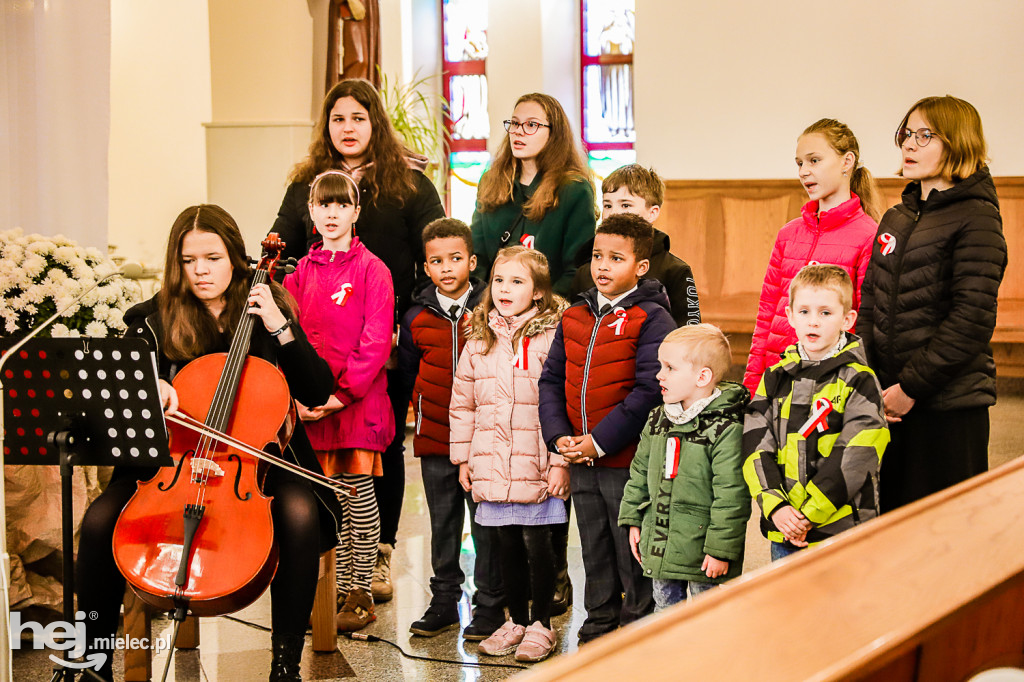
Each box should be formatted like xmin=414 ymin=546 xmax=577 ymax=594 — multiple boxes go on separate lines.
xmin=657 ymin=177 xmax=1024 ymax=376
xmin=518 ymin=455 xmax=1024 ymax=681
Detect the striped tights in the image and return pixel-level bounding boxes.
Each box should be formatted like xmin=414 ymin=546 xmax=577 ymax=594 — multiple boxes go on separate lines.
xmin=335 ymin=473 xmax=380 ymax=593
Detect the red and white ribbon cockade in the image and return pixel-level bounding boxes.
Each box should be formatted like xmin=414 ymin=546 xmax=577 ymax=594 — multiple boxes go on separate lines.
xmin=331 ymin=283 xmax=353 ymax=306
xmin=878 ymin=233 xmax=896 ymax=256
xmin=664 ymin=436 xmax=681 ymax=479
xmin=520 ymin=234 xmax=536 ymax=249
xmin=512 ymin=336 xmax=531 ymax=370
xmin=799 ymin=397 xmax=834 ymax=438
xmin=607 ymin=308 xmax=628 ymax=336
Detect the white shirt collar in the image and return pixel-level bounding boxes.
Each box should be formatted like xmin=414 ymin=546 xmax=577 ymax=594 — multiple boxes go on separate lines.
xmin=436 ymin=285 xmax=472 ymax=318
xmin=664 ymin=388 xmax=722 ymax=425
xmin=596 ymin=285 xmax=638 ymax=313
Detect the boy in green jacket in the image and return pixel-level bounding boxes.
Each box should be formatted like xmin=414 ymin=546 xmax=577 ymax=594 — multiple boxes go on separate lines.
xmin=618 ymin=324 xmax=750 ymax=610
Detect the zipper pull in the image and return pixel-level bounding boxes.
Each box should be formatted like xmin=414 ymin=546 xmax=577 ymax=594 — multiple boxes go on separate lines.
xmin=330 ymin=252 xmax=336 ymax=263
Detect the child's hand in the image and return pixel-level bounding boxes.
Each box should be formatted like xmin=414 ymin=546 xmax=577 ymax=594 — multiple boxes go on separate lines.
xmin=296 ymin=395 xmax=345 ymax=422
xmin=702 ymin=555 xmax=729 ymax=579
xmin=247 ymin=283 xmax=294 ymax=343
xmin=559 ymin=434 xmax=599 ymax=465
xmin=628 ymin=526 xmax=642 ymax=565
xmin=458 ymin=463 xmax=472 ymax=492
xmin=771 ymin=505 xmax=811 ymax=545
xmin=547 ymin=467 xmax=569 ymax=497
xmin=882 ymin=383 xmax=915 ymax=423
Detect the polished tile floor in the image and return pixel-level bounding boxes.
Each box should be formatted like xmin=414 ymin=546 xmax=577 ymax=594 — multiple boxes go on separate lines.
xmin=13 ymin=380 xmax=1024 ymax=681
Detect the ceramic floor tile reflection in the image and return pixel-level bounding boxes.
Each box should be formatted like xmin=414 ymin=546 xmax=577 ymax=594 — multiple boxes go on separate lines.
xmin=13 ymin=386 xmax=1024 ymax=680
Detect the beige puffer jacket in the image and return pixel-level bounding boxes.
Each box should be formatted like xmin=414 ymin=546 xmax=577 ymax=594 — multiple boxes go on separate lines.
xmin=450 ymin=301 xmax=568 ymax=503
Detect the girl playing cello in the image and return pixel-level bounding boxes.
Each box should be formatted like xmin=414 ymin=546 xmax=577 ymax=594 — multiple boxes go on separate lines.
xmin=77 ymin=204 xmax=340 ymax=682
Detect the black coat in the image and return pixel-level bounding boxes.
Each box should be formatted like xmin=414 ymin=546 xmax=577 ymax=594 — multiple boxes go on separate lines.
xmin=117 ymin=297 xmax=343 ymax=551
xmin=858 ymin=166 xmax=1007 ymax=411
xmin=270 ymin=170 xmax=445 ymax=322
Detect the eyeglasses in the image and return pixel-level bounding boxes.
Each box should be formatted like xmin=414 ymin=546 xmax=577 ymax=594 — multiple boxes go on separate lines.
xmin=896 ymin=127 xmax=938 ymax=148
xmin=503 ymin=120 xmax=551 ymax=135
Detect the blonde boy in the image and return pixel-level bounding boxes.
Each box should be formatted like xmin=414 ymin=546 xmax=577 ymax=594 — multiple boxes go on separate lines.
xmin=618 ymin=324 xmax=750 ymax=611
xmin=743 ymin=265 xmax=889 ymax=561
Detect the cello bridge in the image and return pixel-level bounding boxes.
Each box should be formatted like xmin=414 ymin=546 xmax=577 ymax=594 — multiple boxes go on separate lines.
xmin=189 ymin=457 xmax=225 ymax=482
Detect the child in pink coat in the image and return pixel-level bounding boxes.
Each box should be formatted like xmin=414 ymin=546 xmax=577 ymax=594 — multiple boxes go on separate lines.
xmin=449 ymin=245 xmax=568 ymax=663
xmin=743 ymin=119 xmax=880 ymax=394
xmin=283 ymin=170 xmax=395 ymax=632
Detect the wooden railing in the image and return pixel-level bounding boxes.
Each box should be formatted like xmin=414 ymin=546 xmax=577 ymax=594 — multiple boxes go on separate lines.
xmin=518 ymin=455 xmax=1024 ymax=681
xmin=656 ymin=177 xmax=1024 ymax=376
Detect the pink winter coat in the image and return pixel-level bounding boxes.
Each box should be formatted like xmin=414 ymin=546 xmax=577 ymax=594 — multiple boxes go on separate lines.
xmin=450 ymin=302 xmax=569 ymax=504
xmin=743 ymin=194 xmax=877 ymax=393
xmin=283 ymin=238 xmax=396 ymax=452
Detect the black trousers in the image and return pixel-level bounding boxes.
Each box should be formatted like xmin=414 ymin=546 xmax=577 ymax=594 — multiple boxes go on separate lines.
xmin=375 ymin=368 xmax=410 ymax=546
xmin=419 ymin=456 xmax=503 ymax=614
xmin=497 ymin=524 xmax=557 ymax=628
xmin=77 ymin=469 xmax=320 ymax=679
xmin=570 ymin=464 xmax=653 ymax=642
xmin=880 ymin=406 xmax=990 ymax=513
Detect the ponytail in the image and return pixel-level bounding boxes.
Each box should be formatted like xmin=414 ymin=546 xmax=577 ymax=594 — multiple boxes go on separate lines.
xmin=850 ymin=165 xmax=881 ymax=222
xmin=802 ymin=118 xmax=881 ymax=222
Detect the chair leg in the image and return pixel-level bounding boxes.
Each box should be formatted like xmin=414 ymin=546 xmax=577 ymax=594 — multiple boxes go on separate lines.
xmin=312 ymin=548 xmax=337 ymax=652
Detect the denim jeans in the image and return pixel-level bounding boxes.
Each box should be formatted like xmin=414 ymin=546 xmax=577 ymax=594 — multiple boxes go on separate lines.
xmin=770 ymin=541 xmax=804 ymax=562
xmin=651 ymin=578 xmax=716 ymax=611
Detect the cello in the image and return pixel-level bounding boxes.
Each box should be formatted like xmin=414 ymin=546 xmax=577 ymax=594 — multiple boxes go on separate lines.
xmin=112 ymin=234 xmax=351 ymax=626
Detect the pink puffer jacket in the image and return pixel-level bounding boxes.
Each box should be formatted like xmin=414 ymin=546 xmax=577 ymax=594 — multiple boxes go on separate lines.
xmin=743 ymin=194 xmax=877 ymax=394
xmin=450 ymin=301 xmax=568 ymax=504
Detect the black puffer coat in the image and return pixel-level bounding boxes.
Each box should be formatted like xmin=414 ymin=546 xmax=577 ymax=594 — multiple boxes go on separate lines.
xmin=858 ymin=166 xmax=1007 ymax=411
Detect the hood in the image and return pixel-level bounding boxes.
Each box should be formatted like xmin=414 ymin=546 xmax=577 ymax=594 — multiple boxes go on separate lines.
xmin=800 ymin=194 xmax=865 ymax=233
xmin=901 ymin=165 xmax=999 ymax=213
xmin=701 ymin=381 xmax=749 ymax=421
xmin=124 ymin=296 xmax=159 ymax=328
xmin=777 ymin=332 xmax=871 ymax=377
xmin=468 ymin=295 xmax=568 ymax=340
xmin=578 ymin=278 xmax=672 ymax=316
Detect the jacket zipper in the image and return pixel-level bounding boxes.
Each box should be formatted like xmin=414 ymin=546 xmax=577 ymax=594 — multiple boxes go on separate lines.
xmin=450 ymin=314 xmax=458 ymax=378
xmin=415 ymin=394 xmax=422 ymax=435
xmin=579 ymin=306 xmax=608 ymax=433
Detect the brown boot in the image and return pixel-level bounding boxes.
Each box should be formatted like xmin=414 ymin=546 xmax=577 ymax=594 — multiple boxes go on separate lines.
xmin=371 ymin=543 xmax=394 ymax=603
xmin=336 ymin=587 xmax=376 ymax=632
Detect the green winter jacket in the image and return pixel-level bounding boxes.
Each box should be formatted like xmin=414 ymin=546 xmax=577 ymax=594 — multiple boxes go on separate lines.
xmin=471 ymin=175 xmax=596 ymax=297
xmin=618 ymin=382 xmax=750 ymax=583
xmin=743 ymin=334 xmax=889 ymax=545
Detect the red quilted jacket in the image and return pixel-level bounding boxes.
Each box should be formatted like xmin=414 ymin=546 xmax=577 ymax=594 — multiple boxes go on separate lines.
xmin=538 ymin=280 xmax=676 ymax=468
xmin=743 ymin=194 xmax=877 ymax=394
xmin=397 ymin=279 xmax=486 ymax=457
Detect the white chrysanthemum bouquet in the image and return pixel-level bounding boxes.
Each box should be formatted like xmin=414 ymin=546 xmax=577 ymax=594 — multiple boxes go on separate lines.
xmin=0 ymin=228 xmax=142 ymax=339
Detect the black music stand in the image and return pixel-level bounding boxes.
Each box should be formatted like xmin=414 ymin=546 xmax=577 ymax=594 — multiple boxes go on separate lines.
xmin=1 ymin=338 xmax=172 ymax=681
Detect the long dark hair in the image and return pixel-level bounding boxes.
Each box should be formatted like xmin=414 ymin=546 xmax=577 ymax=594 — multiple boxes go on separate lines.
xmin=158 ymin=204 xmax=294 ymax=361
xmin=476 ymin=93 xmax=592 ymax=222
xmin=289 ymin=79 xmax=415 ymax=205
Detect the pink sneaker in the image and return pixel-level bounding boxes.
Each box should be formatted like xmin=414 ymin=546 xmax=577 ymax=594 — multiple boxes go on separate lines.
xmin=514 ymin=621 xmax=557 ymax=662
xmin=478 ymin=620 xmax=526 ymax=656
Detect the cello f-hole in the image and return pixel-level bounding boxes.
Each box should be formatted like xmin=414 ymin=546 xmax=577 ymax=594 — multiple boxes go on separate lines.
xmin=228 ymin=454 xmax=252 ymax=502
xmin=158 ymin=450 xmax=193 ymax=491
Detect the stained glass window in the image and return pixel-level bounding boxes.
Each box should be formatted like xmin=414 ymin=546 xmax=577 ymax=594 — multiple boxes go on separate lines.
xmin=581 ymin=0 xmax=636 ymax=178
xmin=442 ymin=0 xmax=489 ymax=222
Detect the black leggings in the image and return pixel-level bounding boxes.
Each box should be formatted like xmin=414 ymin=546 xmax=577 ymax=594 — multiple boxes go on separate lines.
xmin=497 ymin=524 xmax=557 ymax=628
xmin=374 ymin=368 xmax=409 ymax=546
xmin=77 ymin=469 xmax=320 ymax=678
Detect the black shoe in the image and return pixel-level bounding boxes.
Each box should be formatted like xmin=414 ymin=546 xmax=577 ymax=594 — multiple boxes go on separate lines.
xmin=550 ymin=576 xmax=573 ymax=617
xmin=269 ymin=633 xmax=305 ymax=682
xmin=463 ymin=609 xmax=505 ymax=641
xmin=409 ymin=606 xmax=459 ymax=637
